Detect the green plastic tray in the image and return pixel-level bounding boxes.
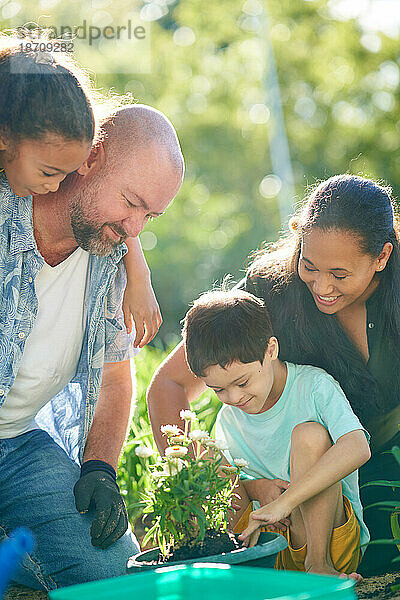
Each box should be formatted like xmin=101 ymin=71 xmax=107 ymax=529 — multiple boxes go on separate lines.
xmin=49 ymin=563 xmax=357 ymax=600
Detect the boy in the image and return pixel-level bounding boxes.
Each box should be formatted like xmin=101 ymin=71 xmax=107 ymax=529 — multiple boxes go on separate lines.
xmin=181 ymin=289 xmax=371 ymax=580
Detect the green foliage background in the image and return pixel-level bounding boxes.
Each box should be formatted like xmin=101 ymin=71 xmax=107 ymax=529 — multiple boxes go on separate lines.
xmin=2 ymin=0 xmax=399 ymax=340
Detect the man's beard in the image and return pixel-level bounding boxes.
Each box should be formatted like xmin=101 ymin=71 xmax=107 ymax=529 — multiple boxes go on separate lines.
xmin=69 ymin=189 xmax=127 ymax=257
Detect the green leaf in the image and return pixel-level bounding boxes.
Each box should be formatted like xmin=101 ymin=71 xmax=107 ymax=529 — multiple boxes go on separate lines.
xmin=364 ymin=539 xmax=400 ymax=545
xmin=171 ymin=508 xmax=182 ymax=521
xmin=191 ymin=504 xmax=207 ymax=539
xmin=166 ymin=520 xmax=179 ymax=539
xmin=142 ymin=506 xmax=155 ymax=514
xmin=365 ymin=501 xmax=400 ymax=510
xmin=361 ymin=480 xmax=400 ymax=488
xmin=127 ymin=500 xmax=147 ymax=509
xmin=142 ymin=522 xmax=159 ymax=547
xmin=391 ymin=446 xmax=400 ymax=465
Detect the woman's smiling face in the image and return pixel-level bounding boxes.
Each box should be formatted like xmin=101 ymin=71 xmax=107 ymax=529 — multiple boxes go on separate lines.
xmin=298 ymin=228 xmax=391 ymax=314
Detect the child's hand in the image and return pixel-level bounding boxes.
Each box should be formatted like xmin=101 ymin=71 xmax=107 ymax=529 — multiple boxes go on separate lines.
xmin=238 ymin=497 xmax=291 ymax=547
xmin=242 ymin=478 xmax=290 ymax=532
xmin=238 ymin=513 xmax=265 ymax=548
xmin=239 ymin=515 xmax=262 ymax=548
xmin=123 ymin=280 xmax=162 ymax=348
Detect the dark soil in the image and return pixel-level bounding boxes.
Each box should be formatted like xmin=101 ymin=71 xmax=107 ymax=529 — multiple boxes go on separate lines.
xmin=4 ymin=585 xmax=47 ymax=599
xmin=357 ymin=572 xmax=400 ymax=599
xmin=163 ymin=529 xmax=240 ymax=563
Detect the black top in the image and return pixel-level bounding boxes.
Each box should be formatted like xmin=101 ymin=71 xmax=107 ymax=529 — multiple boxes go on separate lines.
xmin=365 ymin=291 xmax=393 ymax=413
xmin=240 ymin=274 xmax=399 ymax=450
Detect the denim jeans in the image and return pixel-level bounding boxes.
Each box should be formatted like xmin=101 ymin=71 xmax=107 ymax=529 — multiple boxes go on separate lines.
xmin=0 ymin=429 xmax=139 ymax=591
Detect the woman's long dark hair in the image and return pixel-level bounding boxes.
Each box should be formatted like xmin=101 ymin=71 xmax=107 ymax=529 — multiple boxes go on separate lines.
xmin=247 ymin=174 xmax=400 ymax=425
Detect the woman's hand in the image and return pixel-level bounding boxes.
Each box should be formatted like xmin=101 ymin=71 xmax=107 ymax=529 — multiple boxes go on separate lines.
xmin=123 ymin=279 xmax=162 ymax=348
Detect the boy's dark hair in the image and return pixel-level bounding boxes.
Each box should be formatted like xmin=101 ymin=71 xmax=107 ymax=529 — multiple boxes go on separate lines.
xmin=182 ymin=289 xmax=274 ymax=377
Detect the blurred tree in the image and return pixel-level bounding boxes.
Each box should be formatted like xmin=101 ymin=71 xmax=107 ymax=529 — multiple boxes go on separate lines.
xmin=1 ymin=0 xmax=399 ymax=340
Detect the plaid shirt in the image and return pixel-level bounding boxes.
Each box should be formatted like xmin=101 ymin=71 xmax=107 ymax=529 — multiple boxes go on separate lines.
xmin=0 ymin=173 xmax=136 ymax=462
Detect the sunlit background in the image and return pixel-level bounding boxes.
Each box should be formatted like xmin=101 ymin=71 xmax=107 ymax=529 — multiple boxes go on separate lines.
xmin=1 ymin=0 xmax=399 ymax=343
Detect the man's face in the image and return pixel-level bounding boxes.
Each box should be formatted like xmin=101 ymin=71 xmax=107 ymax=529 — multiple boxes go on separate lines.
xmin=69 ymin=143 xmax=182 ymax=256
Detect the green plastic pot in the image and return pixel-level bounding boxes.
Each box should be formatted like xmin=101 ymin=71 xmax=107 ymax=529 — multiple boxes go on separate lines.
xmin=49 ymin=563 xmax=357 ymax=600
xmin=127 ymin=532 xmax=288 ymax=572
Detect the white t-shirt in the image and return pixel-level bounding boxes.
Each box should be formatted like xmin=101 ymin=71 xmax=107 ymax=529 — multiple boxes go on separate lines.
xmin=0 ymin=247 xmax=89 ymax=438
xmin=215 ymin=361 xmax=370 ymax=553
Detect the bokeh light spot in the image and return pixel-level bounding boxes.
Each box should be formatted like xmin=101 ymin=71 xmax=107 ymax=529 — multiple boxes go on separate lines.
xmin=173 ymin=26 xmax=196 ymax=46
xmin=209 ymin=230 xmax=228 ymax=250
xmin=259 ymin=175 xmax=282 ymax=198
xmin=140 ymin=231 xmax=157 ymax=251
xmin=2 ymin=2 xmax=21 ymax=19
xmin=249 ymin=103 xmax=270 ymax=124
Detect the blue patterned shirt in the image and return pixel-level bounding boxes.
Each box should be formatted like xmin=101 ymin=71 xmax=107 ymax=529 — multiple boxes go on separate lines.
xmin=0 ymin=173 xmax=136 ymax=462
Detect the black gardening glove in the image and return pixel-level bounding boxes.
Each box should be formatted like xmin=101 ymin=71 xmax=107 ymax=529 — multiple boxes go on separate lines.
xmin=73 ymin=460 xmax=128 ymax=549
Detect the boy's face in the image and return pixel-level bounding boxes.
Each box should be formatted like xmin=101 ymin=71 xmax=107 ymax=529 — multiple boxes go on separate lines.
xmin=202 ymin=338 xmax=284 ymax=415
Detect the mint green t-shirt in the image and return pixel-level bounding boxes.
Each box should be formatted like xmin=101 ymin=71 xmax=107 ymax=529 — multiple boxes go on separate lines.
xmin=215 ymin=361 xmax=370 ymax=552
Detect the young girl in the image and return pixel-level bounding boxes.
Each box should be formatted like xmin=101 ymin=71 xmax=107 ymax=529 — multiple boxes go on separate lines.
xmin=0 ymin=37 xmax=162 ymax=347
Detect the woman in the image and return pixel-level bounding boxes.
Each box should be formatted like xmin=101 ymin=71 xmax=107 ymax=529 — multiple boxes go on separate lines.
xmin=147 ymin=174 xmax=400 ymax=575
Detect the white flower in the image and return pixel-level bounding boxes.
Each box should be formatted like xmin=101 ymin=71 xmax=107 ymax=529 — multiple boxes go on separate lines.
xmin=161 ymin=424 xmax=182 ymax=436
xmin=170 ymin=435 xmax=188 ymax=445
xmin=234 ymin=458 xmax=249 ymax=469
xmin=202 ymin=438 xmax=228 ymax=452
xmin=213 ymin=439 xmax=229 ymax=451
xmin=164 ymin=458 xmax=185 ymax=476
xmin=135 ymin=445 xmax=154 ymax=459
xmin=180 ymin=409 xmax=196 ymax=421
xmin=165 ymin=445 xmax=189 ymax=459
xmin=202 ymin=439 xmax=217 ymax=449
xmin=151 ymin=458 xmax=185 ymax=478
xmin=189 ymin=430 xmax=210 ymax=442
xmin=221 ymin=465 xmax=237 ymax=475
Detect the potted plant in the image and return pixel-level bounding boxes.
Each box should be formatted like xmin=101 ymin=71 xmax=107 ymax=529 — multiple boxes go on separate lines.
xmin=127 ymin=410 xmax=287 ymax=572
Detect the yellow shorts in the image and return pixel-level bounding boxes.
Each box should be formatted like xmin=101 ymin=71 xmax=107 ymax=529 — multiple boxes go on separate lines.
xmin=234 ymin=496 xmax=361 ymax=574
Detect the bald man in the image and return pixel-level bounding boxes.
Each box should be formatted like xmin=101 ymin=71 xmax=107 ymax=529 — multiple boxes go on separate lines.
xmin=0 ymin=105 xmax=183 ymax=591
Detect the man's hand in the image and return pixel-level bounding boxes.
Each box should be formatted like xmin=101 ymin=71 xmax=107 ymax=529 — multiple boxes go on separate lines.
xmin=74 ymin=461 xmax=128 ymax=549
xmin=242 ymin=477 xmax=290 ymax=532
xmin=239 ymin=496 xmax=292 ymax=547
